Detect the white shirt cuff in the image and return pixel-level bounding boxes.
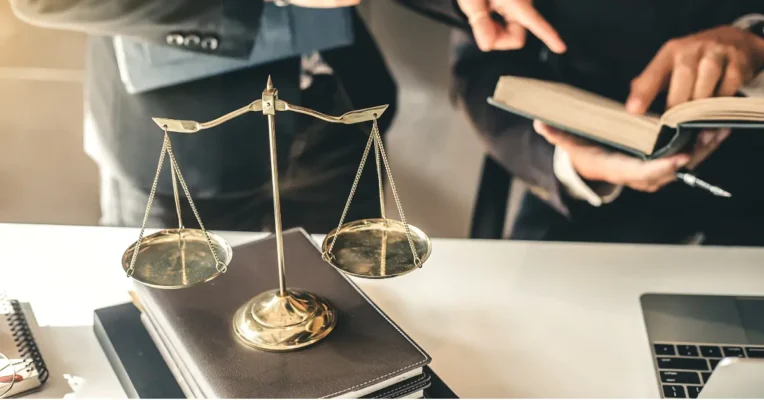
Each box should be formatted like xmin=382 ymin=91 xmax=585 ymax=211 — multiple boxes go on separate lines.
xmin=734 ymin=14 xmax=764 ymax=97
xmin=553 ymin=146 xmax=622 ymax=206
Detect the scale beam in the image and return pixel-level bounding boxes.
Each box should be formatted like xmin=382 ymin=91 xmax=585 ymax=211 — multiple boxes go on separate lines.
xmin=153 ymin=100 xmax=388 ymax=134
xmin=153 ymin=100 xmax=263 ymax=133
xmin=278 ymin=102 xmax=388 ymax=125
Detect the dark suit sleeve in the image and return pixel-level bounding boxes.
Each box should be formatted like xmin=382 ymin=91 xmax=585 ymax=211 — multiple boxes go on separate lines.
xmin=450 ymin=30 xmax=573 ymax=217
xmin=394 ymin=0 xmax=573 ymax=216
xmin=9 ymin=0 xmax=263 ymax=59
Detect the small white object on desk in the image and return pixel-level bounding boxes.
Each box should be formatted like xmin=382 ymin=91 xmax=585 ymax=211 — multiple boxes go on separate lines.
xmin=1 ymin=223 xmax=764 ymax=398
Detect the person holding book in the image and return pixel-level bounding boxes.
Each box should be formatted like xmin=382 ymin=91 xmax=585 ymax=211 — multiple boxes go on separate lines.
xmin=397 ymin=0 xmax=764 ymax=245
xmin=9 ymin=0 xmax=393 ymax=234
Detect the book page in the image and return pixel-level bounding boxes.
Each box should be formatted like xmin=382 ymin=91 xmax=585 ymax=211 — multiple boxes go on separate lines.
xmin=660 ymin=97 xmax=764 ymax=127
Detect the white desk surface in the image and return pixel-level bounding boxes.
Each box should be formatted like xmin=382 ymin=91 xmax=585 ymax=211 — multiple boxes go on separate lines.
xmin=2 ymin=223 xmax=763 ymax=398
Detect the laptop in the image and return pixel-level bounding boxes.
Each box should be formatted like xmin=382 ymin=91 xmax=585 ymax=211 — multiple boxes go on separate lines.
xmin=640 ymin=294 xmax=764 ymax=399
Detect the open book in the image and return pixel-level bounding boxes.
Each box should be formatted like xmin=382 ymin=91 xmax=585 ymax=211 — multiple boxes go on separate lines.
xmin=488 ymin=75 xmax=764 ymax=159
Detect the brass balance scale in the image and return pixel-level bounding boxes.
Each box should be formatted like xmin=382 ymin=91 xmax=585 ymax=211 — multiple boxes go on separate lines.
xmin=120 ymin=77 xmax=431 ymax=352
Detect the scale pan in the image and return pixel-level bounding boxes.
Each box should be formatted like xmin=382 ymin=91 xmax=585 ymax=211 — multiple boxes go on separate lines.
xmin=322 ymin=218 xmax=431 ymax=279
xmin=121 ymin=228 xmax=232 ymax=289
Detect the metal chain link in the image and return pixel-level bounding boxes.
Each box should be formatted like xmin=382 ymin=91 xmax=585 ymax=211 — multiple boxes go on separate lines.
xmin=323 ymin=128 xmax=376 ymax=262
xmin=170 ymin=153 xmax=184 ymax=230
xmin=127 ymin=128 xmax=226 ymax=278
xmin=163 ymin=134 xmax=227 ymax=273
xmin=126 ymin=133 xmax=169 ymax=277
xmin=374 ymin=129 xmax=386 ymax=220
xmin=371 ymin=119 xmax=421 ymax=266
xmin=324 ymin=118 xmax=421 ymax=268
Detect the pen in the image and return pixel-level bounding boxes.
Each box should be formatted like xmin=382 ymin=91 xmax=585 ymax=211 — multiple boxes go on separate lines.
xmin=675 ymin=169 xmax=731 ymax=197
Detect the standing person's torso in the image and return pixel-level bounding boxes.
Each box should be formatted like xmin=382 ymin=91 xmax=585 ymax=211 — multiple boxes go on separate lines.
xmin=83 ymin=4 xmax=357 ymax=198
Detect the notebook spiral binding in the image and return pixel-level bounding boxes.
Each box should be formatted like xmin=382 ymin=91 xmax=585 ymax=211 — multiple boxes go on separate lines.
xmin=3 ymin=299 xmax=49 ymax=385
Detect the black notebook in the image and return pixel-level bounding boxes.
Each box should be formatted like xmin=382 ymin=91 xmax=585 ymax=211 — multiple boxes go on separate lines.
xmin=0 ymin=297 xmax=49 ymax=398
xmin=131 ymin=228 xmax=431 ymax=398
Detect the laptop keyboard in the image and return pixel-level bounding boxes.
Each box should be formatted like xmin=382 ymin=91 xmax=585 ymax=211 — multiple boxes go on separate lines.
xmin=652 ymin=342 xmax=764 ymax=398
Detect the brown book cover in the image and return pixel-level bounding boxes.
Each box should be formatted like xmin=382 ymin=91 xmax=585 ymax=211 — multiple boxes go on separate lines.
xmin=132 ymin=228 xmax=430 ymax=398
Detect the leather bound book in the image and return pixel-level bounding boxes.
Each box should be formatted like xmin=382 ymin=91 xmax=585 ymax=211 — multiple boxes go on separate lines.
xmin=92 ymin=302 xmax=456 ymax=399
xmin=132 ymin=228 xmax=431 ymax=398
xmin=140 ymin=312 xmax=430 ymax=399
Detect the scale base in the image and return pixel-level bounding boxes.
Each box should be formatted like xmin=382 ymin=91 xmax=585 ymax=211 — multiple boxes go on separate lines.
xmin=233 ymin=288 xmax=337 ymax=352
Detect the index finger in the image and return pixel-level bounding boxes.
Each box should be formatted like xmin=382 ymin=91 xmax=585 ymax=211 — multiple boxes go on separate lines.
xmin=625 ymin=46 xmax=674 ymax=114
xmin=457 ymin=0 xmax=500 ymax=51
xmin=502 ymin=0 xmax=566 ymax=53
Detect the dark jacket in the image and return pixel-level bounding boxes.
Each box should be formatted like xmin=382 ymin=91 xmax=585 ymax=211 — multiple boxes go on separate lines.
xmin=10 ymin=0 xmax=397 ymax=197
xmin=396 ymin=0 xmax=764 ymax=225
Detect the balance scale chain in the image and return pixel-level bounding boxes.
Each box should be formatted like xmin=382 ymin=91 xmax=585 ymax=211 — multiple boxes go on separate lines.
xmin=370 ymin=119 xmax=421 ymax=267
xmin=126 ymin=134 xmax=169 ymax=277
xmin=163 ymin=131 xmax=227 ymax=274
xmin=323 ymin=125 xmax=376 ymax=262
xmin=323 ymin=118 xmax=421 ymax=267
xmin=127 ymin=128 xmax=227 ymax=278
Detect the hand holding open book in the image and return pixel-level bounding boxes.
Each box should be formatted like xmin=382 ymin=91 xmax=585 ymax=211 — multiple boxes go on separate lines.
xmin=489 ymin=25 xmax=764 ymax=195
xmin=624 ymin=26 xmax=764 ymax=115
xmin=535 ymin=121 xmax=734 ymax=193
xmin=489 ymin=75 xmax=764 ymax=194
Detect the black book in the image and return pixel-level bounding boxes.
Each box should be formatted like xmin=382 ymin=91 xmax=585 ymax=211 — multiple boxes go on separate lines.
xmin=94 ymin=303 xmax=185 ymax=399
xmin=130 ymin=228 xmax=433 ymax=398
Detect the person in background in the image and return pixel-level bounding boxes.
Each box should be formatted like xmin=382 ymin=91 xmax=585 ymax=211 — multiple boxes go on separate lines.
xmin=9 ymin=0 xmax=395 ymax=233
xmin=397 ymin=0 xmax=764 ymax=246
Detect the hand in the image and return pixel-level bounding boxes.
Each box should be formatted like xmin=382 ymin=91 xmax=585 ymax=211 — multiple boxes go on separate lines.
xmin=265 ymin=0 xmax=360 ymax=7
xmin=534 ymin=121 xmax=691 ymax=193
xmin=623 ymin=26 xmax=759 ymax=172
xmin=626 ymin=26 xmax=764 ymax=114
xmin=456 ymin=0 xmax=566 ymax=53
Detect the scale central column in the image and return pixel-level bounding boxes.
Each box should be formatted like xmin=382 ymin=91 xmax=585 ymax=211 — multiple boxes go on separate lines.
xmin=262 ymin=77 xmax=287 ymax=297
xmin=232 ymin=77 xmax=338 ymax=352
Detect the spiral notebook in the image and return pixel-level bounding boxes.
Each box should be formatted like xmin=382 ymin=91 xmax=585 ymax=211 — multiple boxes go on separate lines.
xmin=0 ymin=297 xmax=49 ymax=398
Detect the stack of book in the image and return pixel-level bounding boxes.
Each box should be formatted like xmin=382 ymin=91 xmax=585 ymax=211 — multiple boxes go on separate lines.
xmin=96 ymin=228 xmax=435 ymax=398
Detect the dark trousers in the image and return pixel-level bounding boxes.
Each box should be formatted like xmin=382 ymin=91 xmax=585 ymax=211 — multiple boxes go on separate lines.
xmin=97 ymin=75 xmax=382 ymax=234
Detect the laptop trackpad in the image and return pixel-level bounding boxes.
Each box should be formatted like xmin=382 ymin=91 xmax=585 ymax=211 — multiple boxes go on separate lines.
xmin=738 ymin=297 xmax=764 ymax=345
xmin=641 ymin=294 xmax=748 ymax=344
